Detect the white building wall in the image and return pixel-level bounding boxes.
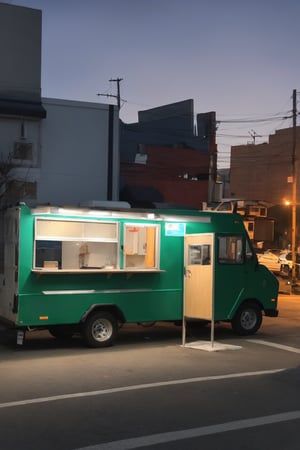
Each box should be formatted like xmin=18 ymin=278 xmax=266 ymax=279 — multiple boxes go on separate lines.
xmin=39 ymin=98 xmax=119 ymax=205
xmin=0 ymin=98 xmax=120 ymax=206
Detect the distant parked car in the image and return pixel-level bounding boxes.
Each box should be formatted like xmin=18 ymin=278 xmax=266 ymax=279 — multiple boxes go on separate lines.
xmin=257 ymin=249 xmax=286 ymax=274
xmin=278 ymin=251 xmax=300 ymax=277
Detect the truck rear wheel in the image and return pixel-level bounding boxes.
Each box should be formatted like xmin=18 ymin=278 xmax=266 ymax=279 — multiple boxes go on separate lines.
xmin=231 ymin=302 xmax=262 ymax=336
xmin=82 ymin=311 xmax=118 ymax=348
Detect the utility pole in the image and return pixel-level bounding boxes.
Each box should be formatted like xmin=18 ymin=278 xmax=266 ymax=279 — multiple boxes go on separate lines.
xmin=248 ymin=129 xmax=261 ymax=145
xmin=208 ymin=112 xmax=217 ymax=203
xmin=109 ymin=78 xmax=123 ymax=110
xmin=97 ymin=78 xmax=123 ymax=201
xmin=291 ymin=88 xmax=297 ymax=286
xmin=97 ymin=78 xmax=123 ymax=110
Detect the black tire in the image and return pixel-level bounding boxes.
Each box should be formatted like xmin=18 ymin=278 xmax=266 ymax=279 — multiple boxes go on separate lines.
xmin=82 ymin=311 xmax=118 ymax=348
xmin=48 ymin=325 xmax=75 ymax=339
xmin=231 ymin=302 xmax=262 ymax=336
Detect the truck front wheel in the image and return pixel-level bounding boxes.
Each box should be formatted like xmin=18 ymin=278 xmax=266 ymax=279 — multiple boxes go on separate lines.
xmin=231 ymin=302 xmax=262 ymax=336
xmin=82 ymin=311 xmax=118 ymax=348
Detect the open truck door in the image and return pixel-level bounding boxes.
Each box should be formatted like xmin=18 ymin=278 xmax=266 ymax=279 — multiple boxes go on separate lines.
xmin=184 ymin=233 xmax=214 ymax=321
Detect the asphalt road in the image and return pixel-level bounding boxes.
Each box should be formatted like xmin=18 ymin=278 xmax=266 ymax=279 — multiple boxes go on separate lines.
xmin=0 ymin=294 xmax=299 ymax=450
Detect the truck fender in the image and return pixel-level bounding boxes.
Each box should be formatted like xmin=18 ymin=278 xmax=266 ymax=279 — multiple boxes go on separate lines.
xmin=80 ymin=304 xmax=125 ymax=324
xmin=229 ymin=291 xmax=263 ymax=319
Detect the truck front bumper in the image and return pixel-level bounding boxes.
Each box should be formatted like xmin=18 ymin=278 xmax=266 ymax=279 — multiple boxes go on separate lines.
xmin=264 ymin=309 xmax=279 ymax=317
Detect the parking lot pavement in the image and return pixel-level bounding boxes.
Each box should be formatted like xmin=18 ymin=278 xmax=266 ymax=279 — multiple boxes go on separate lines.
xmin=277 ymin=275 xmax=300 ymax=295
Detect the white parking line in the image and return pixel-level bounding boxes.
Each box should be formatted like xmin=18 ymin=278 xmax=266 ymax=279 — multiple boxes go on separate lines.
xmin=247 ymin=339 xmax=300 ymax=354
xmin=75 ymin=410 xmax=300 ymax=450
xmin=0 ymin=368 xmax=285 ymax=410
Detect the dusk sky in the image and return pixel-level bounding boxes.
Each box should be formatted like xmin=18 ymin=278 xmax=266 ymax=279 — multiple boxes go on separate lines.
xmin=8 ymin=0 xmax=300 ymax=167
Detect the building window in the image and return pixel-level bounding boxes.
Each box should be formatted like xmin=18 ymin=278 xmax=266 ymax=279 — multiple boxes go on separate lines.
xmin=13 ymin=142 xmax=33 ymax=160
xmin=7 ymin=180 xmax=37 ymax=200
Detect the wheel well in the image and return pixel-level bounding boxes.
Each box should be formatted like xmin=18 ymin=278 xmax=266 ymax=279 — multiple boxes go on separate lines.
xmin=81 ymin=304 xmax=125 ymax=324
xmin=234 ymin=299 xmax=263 ymax=315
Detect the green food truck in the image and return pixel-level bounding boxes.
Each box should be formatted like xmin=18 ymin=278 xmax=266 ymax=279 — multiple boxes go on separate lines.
xmin=0 ymin=203 xmax=278 ymax=347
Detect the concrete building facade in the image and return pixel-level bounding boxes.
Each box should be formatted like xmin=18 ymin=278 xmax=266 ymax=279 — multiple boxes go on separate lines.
xmin=0 ymin=3 xmax=42 ymax=103
xmin=0 ymin=2 xmax=215 ymax=211
xmin=0 ymin=3 xmax=119 ymax=207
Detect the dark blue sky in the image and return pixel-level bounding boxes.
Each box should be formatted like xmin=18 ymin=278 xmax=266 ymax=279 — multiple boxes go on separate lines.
xmin=8 ymin=0 xmax=300 ymax=167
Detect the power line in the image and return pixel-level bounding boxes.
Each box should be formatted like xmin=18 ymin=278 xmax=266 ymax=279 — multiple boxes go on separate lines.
xmin=217 ymin=114 xmax=293 ymax=124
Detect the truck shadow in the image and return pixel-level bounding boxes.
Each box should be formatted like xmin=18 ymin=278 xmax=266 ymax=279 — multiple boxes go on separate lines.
xmin=0 ymin=321 xmax=236 ymax=352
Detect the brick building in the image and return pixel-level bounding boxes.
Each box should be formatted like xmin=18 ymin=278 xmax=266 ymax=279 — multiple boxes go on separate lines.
xmin=120 ymin=145 xmax=210 ymax=209
xmin=230 ymin=126 xmax=300 ymax=205
xmin=230 ymin=126 xmax=300 ymax=248
xmin=120 ymin=101 xmax=216 ymax=208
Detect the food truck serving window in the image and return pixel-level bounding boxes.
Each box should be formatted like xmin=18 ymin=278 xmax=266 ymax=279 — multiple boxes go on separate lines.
xmin=218 ymin=235 xmax=243 ymax=264
xmin=123 ymin=224 xmax=160 ymax=269
xmin=34 ymin=218 xmax=119 ymax=271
